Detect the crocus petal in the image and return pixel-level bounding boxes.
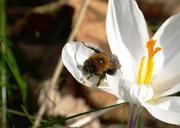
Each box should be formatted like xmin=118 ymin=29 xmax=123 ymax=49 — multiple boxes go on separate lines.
xmin=105 ymin=70 xmax=127 ymax=99
xmin=106 ymin=0 xmax=149 ymax=82
xmin=106 ymin=70 xmax=135 ymax=101
xmin=62 ymin=42 xmax=108 ymax=87
xmin=151 ymin=14 xmax=180 ymax=97
xmin=130 ymin=85 xmax=153 ymax=104
xmin=143 ymin=96 xmax=180 ymax=125
xmin=152 ymin=14 xmax=180 ymax=80
xmin=152 ymin=52 xmax=180 ymax=98
xmin=151 ymin=45 xmax=164 ymax=79
xmin=153 ymin=14 xmax=180 ymax=67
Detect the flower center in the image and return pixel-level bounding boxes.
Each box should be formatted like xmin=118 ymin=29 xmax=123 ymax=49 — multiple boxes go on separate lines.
xmin=137 ymin=39 xmax=161 ymax=85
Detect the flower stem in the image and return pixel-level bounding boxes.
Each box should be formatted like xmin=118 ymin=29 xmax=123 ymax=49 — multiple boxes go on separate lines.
xmin=127 ymin=104 xmax=142 ymax=128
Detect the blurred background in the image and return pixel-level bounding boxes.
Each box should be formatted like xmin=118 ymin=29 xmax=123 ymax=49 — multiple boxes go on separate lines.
xmin=0 ymin=0 xmax=180 ymax=127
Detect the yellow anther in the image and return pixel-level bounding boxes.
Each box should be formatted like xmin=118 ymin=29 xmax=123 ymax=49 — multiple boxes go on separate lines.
xmin=144 ymin=58 xmax=154 ymax=84
xmin=138 ymin=56 xmax=146 ymax=85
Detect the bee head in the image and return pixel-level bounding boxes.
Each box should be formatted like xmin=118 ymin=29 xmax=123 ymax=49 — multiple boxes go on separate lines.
xmin=83 ymin=60 xmax=95 ymax=74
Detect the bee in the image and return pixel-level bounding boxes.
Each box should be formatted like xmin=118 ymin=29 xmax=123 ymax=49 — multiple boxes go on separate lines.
xmin=79 ymin=42 xmax=121 ymax=86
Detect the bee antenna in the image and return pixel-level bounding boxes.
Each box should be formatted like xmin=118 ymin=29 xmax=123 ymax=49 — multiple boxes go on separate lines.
xmin=82 ymin=41 xmax=101 ymax=53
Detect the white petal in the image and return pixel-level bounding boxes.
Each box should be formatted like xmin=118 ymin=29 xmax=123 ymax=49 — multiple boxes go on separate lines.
xmin=130 ymin=84 xmax=153 ymax=105
xmin=62 ymin=42 xmax=84 ymax=83
xmin=143 ymin=96 xmax=180 ymax=125
xmin=152 ymin=14 xmax=180 ymax=97
xmin=105 ymin=70 xmax=127 ymax=99
xmin=153 ymin=14 xmax=180 ymax=66
xmin=151 ymin=50 xmax=164 ymax=79
xmin=62 ymin=42 xmax=108 ymax=87
xmin=106 ymin=0 xmax=149 ymax=82
xmin=152 ymin=52 xmax=180 ymax=98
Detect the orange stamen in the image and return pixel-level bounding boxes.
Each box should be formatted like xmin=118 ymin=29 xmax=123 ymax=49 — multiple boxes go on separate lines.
xmin=146 ymin=39 xmax=161 ymax=59
xmin=137 ymin=39 xmax=161 ymax=86
xmin=154 ymin=47 xmax=161 ymax=55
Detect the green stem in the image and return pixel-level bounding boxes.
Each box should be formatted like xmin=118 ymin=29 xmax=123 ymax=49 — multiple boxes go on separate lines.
xmin=127 ymin=104 xmax=142 ymax=128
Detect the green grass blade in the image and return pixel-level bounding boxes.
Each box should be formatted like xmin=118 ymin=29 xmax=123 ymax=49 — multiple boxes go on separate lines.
xmin=40 ymin=103 xmax=126 ymax=128
xmin=39 ymin=117 xmax=66 ymax=128
xmin=0 ymin=59 xmax=7 ymax=128
xmin=0 ymin=0 xmax=7 ymax=127
xmin=21 ymin=105 xmax=34 ymax=124
xmin=3 ymin=44 xmax=27 ymax=103
xmin=6 ymin=108 xmax=46 ymax=123
xmin=0 ymin=0 xmax=27 ymax=104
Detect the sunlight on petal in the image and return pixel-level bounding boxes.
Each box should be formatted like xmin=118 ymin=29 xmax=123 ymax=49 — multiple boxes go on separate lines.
xmin=106 ymin=0 xmax=149 ymax=82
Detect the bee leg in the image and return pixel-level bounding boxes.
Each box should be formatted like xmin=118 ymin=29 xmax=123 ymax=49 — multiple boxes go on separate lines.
xmin=96 ymin=73 xmax=106 ymax=87
xmin=96 ymin=77 xmax=102 ymax=87
xmin=82 ymin=42 xmax=101 ymax=53
xmin=87 ymin=74 xmax=92 ymax=79
xmin=80 ymin=77 xmax=86 ymax=84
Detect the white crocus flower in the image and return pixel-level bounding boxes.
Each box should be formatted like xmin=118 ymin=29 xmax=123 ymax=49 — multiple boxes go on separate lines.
xmin=62 ymin=0 xmax=180 ymax=126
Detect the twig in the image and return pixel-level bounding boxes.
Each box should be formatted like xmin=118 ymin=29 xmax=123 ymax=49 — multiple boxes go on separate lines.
xmin=51 ymin=0 xmax=91 ymax=88
xmin=32 ymin=0 xmax=90 ymax=127
xmin=32 ymin=1 xmax=66 ymax=14
xmin=33 ymin=104 xmax=46 ymax=128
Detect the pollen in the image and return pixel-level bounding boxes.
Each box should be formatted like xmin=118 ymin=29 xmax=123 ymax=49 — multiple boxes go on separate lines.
xmin=138 ymin=39 xmax=161 ymax=85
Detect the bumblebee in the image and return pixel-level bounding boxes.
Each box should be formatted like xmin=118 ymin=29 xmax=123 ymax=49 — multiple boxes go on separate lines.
xmin=79 ymin=42 xmax=121 ymax=86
